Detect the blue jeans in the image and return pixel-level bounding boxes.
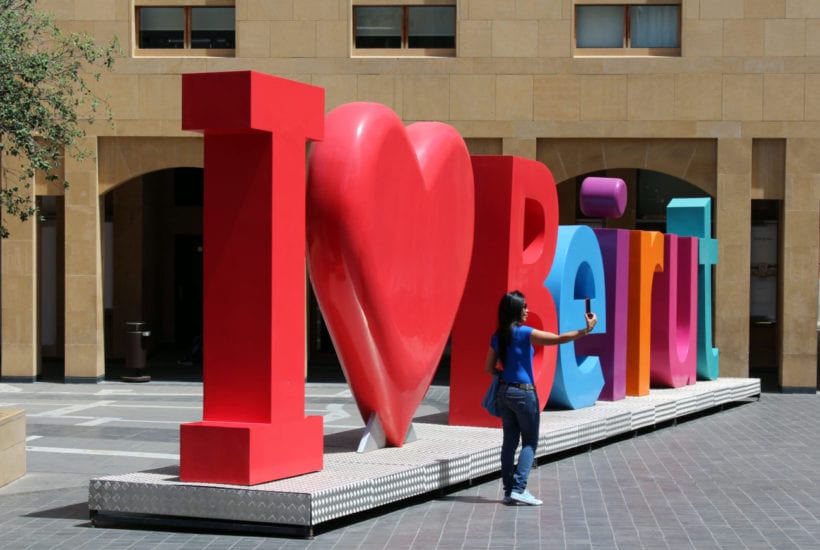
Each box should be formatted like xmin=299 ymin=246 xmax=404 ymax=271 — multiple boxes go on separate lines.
xmin=497 ymin=384 xmax=540 ymax=496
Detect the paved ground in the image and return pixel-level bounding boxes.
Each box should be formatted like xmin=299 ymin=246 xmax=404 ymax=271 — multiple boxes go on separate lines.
xmin=0 ymin=379 xmax=818 ymax=549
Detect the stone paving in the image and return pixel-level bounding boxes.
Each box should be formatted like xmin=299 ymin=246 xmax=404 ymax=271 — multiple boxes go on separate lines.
xmin=0 ymin=380 xmax=818 ymax=549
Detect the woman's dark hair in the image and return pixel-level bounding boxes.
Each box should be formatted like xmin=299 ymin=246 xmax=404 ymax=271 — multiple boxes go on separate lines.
xmin=495 ymin=290 xmax=527 ymax=367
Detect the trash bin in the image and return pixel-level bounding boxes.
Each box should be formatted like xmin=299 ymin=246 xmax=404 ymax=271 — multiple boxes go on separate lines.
xmin=122 ymin=321 xmax=151 ymax=383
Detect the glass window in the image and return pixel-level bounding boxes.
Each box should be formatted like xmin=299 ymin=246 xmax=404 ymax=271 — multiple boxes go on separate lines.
xmin=353 ymin=4 xmax=456 ymax=53
xmin=408 ymin=6 xmax=455 ymax=49
xmin=575 ymin=3 xmax=680 ymax=54
xmin=191 ymin=7 xmax=236 ymax=49
xmin=576 ymin=6 xmax=624 ymax=48
xmin=137 ymin=6 xmax=235 ymax=51
xmin=138 ymin=7 xmax=184 ymax=49
xmin=630 ymin=5 xmax=679 ymax=48
xmin=355 ymin=7 xmax=402 ymax=48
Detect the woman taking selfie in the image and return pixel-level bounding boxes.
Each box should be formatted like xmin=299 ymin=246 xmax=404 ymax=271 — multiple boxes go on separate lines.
xmin=485 ymin=290 xmax=597 ymax=506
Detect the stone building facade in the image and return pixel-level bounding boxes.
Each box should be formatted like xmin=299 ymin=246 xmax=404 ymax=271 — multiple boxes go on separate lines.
xmin=1 ymin=0 xmax=818 ymax=391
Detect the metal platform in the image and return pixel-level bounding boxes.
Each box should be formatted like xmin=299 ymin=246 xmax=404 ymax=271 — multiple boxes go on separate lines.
xmin=88 ymin=377 xmax=760 ymax=536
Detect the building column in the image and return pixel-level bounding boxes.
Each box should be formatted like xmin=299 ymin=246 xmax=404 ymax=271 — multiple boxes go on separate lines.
xmin=781 ymin=139 xmax=820 ymax=391
xmin=64 ymin=137 xmax=105 ymax=382
xmin=715 ymin=138 xmax=752 ymax=378
xmin=0 ymin=160 xmax=39 ymax=381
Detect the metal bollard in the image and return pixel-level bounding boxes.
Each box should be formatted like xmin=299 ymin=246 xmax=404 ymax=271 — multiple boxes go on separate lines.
xmin=122 ymin=322 xmax=151 ymax=383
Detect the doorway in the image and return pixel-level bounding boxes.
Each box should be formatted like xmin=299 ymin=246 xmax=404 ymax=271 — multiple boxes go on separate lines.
xmin=749 ymin=199 xmax=781 ymax=391
xmin=174 ymin=234 xmax=203 ymax=357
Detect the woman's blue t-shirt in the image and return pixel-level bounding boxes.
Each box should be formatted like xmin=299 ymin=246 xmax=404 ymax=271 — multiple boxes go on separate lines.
xmin=490 ymin=324 xmax=535 ymax=385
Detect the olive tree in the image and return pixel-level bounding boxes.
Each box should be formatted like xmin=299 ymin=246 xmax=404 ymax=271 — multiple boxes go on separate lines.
xmin=0 ymin=0 xmax=117 ymax=237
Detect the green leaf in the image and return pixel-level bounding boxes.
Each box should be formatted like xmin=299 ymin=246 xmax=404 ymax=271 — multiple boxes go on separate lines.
xmin=0 ymin=0 xmax=118 ymax=237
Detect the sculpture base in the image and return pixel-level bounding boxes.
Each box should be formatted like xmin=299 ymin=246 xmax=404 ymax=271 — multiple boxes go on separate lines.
xmin=180 ymin=417 xmax=324 ymax=485
xmin=357 ymin=413 xmax=418 ymax=453
xmin=90 ymin=378 xmax=760 ymax=537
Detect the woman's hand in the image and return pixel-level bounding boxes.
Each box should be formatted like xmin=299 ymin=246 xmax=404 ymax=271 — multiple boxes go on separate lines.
xmin=585 ymin=312 xmax=597 ymax=334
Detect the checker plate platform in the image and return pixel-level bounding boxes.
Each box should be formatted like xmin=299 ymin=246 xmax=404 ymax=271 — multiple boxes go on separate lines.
xmin=88 ymin=378 xmax=760 ymax=535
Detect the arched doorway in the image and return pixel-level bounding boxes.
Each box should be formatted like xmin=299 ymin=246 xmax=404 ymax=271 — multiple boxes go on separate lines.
xmin=103 ymin=167 xmax=203 ymax=380
xmin=556 ymin=168 xmax=713 ymax=231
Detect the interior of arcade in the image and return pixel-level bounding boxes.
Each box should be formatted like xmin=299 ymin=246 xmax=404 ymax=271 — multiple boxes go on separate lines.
xmin=25 ymin=162 xmax=754 ymax=387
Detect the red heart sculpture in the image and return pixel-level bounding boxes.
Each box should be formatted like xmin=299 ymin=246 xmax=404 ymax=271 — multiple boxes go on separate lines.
xmin=307 ymin=102 xmax=475 ymax=447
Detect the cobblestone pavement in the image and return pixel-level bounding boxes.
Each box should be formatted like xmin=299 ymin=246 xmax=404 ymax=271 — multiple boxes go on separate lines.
xmin=0 ymin=380 xmax=817 ymax=549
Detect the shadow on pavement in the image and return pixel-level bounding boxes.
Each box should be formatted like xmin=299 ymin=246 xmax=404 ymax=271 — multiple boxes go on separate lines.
xmin=25 ymin=502 xmax=89 ymax=521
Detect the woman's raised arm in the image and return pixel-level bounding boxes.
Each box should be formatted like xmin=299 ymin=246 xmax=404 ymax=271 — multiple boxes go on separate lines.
xmin=529 ymin=313 xmax=597 ymax=346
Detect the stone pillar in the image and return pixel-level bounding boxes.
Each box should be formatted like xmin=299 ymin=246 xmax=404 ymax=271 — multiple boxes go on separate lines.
xmin=715 ymin=138 xmax=752 ymax=378
xmin=781 ymin=139 xmax=820 ymax=391
xmin=0 ymin=159 xmax=39 ymax=381
xmin=64 ymin=137 xmax=105 ymax=382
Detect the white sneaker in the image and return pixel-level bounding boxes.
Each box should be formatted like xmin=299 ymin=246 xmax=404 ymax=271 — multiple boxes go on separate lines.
xmin=510 ymin=490 xmax=542 ymax=506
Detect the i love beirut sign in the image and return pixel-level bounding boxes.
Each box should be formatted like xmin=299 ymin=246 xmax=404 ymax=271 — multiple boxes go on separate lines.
xmin=177 ymin=71 xmax=718 ymax=486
